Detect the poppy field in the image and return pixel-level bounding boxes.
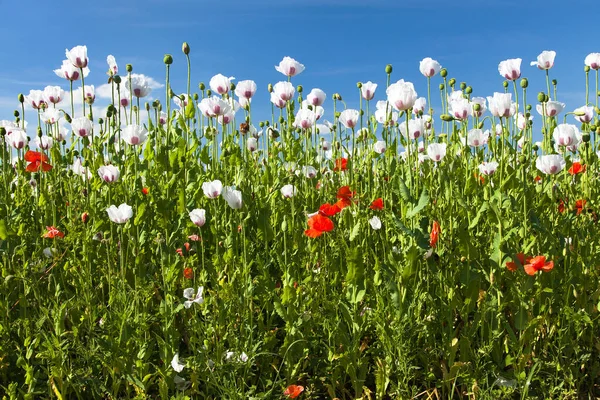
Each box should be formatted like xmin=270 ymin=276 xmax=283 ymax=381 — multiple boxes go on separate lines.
xmin=2 ymin=45 xmax=600 ymax=399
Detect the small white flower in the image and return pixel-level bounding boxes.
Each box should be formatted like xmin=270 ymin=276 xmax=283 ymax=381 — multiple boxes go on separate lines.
xmin=106 ymin=203 xmax=133 ymax=224
xmin=281 ymin=184 xmax=297 ymax=198
xmin=369 ymin=216 xmax=382 ymax=230
xmin=374 ymin=140 xmax=386 ymax=154
xmin=189 ymin=209 xmax=206 ymax=227
xmin=202 ymin=180 xmax=223 ymax=199
xmin=171 ymin=353 xmax=185 ymax=372
xmin=222 ymin=186 xmax=243 ymax=210
xmin=183 ymin=286 xmax=204 ymax=308
xmin=239 ymin=352 xmax=248 ymax=363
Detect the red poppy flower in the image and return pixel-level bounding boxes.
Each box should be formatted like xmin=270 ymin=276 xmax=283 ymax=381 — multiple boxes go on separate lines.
xmin=304 ymin=214 xmax=334 ymax=238
xmin=188 ymin=234 xmax=200 ymax=242
xmin=558 ymin=199 xmax=566 ymax=214
xmin=284 ymin=384 xmax=304 ymax=398
xmin=576 ymin=199 xmax=587 ymax=215
xmin=524 ymin=255 xmax=554 ymax=276
xmin=370 ymin=198 xmax=384 ymax=210
xmin=141 ymin=187 xmax=149 ymax=195
xmin=334 ymin=157 xmax=348 ymax=171
xmin=319 ymin=202 xmax=341 ymax=217
xmin=176 ymin=242 xmax=191 ymax=257
xmin=429 ymin=221 xmax=440 ymax=248
xmin=568 ymin=162 xmax=586 ymax=175
xmin=43 ymin=226 xmax=64 ymax=239
xmin=336 ymin=186 xmax=355 ymax=209
xmin=183 ymin=267 xmax=193 ymax=279
xmin=506 ymin=253 xmax=531 ymax=272
xmin=24 ymin=150 xmax=52 ymax=172
xmin=534 ymin=176 xmax=542 ymax=183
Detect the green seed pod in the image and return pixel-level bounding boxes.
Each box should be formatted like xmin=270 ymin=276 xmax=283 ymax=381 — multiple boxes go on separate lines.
xmin=357 ymin=82 xmax=362 ymax=88
xmin=18 ymin=93 xmax=24 ymax=103
xmin=126 ymin=64 xmax=133 ymax=73
xmin=230 ymin=82 xmax=236 ymax=91
xmin=113 ymin=75 xmax=121 ymax=84
xmin=473 ymin=103 xmax=481 ymax=112
xmin=265 ymin=120 xmax=270 ymax=127
xmin=440 ymin=114 xmax=454 ymax=122
xmin=279 ymin=116 xmax=285 ymax=124
xmin=385 ymin=64 xmax=393 ymax=74
xmin=477 ymin=121 xmax=484 ymax=129
xmin=520 ymin=78 xmax=528 ymax=88
xmin=440 ymin=68 xmax=447 ymax=78
xmin=259 ymin=121 xmax=264 ymax=128
xmin=132 ymin=106 xmax=138 ymax=113
xmin=532 ymin=143 xmax=539 ymax=151
xmin=459 ymin=82 xmax=466 ymax=90
xmin=465 ymin=86 xmax=472 ymax=94
xmin=439 ymin=83 xmax=444 ymax=90
xmin=267 ymin=83 xmax=273 ymax=93
xmin=297 ymin=85 xmax=303 ymax=93
xmin=359 ymin=109 xmax=364 ymax=116
xmin=164 ymin=54 xmax=173 ymax=65
xmin=106 ymin=110 xmax=112 ymax=119
xmin=98 ymin=118 xmax=104 ymax=125
xmin=525 ymin=112 xmax=531 ymax=118
xmin=582 ymin=132 xmax=591 ymax=142
xmin=199 ymin=82 xmax=206 ymax=91
xmin=544 ymin=93 xmax=550 ymax=103
xmin=526 ymin=104 xmax=532 ymax=111
xmin=537 ymin=92 xmax=546 ymax=103
xmin=145 ymin=102 xmax=150 ymax=111
xmin=518 ymin=154 xmax=527 ymax=164
xmin=449 ymin=78 xmax=456 ymax=87
xmin=502 ymin=81 xmax=509 ymax=88
xmin=552 ymin=79 xmax=557 ymax=86
xmin=182 ymin=42 xmax=190 ymax=55
xmin=37 ymin=127 xmax=43 ymax=137
xmin=206 ymin=89 xmax=212 ymax=97
xmin=193 ymin=93 xmax=199 ymax=101
xmin=585 ymin=65 xmax=591 ymax=73
xmin=0 ymin=127 xmax=6 ymax=136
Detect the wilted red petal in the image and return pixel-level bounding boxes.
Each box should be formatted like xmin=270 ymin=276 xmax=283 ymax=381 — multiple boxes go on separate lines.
xmin=370 ymin=198 xmax=384 ymax=210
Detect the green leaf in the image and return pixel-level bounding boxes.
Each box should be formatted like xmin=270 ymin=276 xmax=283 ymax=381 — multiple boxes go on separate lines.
xmin=0 ymin=220 xmax=8 ymax=240
xmin=468 ymin=202 xmax=488 ymax=229
xmin=406 ymin=188 xmax=429 ymax=218
xmin=184 ymin=98 xmax=196 ymax=119
xmin=349 ymin=222 xmax=361 ymax=241
xmin=397 ymin=178 xmax=412 ymax=203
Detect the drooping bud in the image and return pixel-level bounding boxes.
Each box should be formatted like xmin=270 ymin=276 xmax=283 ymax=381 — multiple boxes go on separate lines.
xmin=520 ymin=78 xmax=528 ymax=88
xmin=164 ymin=54 xmax=173 ymax=65
xmin=477 ymin=121 xmax=484 ymax=129
xmin=440 ymin=114 xmax=454 ymax=122
xmin=145 ymin=102 xmax=150 ymax=111
xmin=532 ymin=143 xmax=539 ymax=151
xmin=385 ymin=64 xmax=393 ymax=74
xmin=182 ymin=42 xmax=190 ymax=55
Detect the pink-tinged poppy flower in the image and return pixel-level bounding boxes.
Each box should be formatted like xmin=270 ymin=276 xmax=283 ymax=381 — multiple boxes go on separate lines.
xmin=234 ymin=80 xmax=257 ymax=99
xmin=399 ymin=118 xmax=424 ymax=140
xmin=530 ymin=50 xmax=556 ymax=70
xmin=284 ymin=384 xmax=304 ymax=398
xmin=275 ymin=56 xmax=305 ymax=77
xmin=121 ymin=124 xmax=148 ymax=146
xmin=79 ymin=85 xmax=95 ymax=104
xmin=478 ymin=161 xmax=499 ymax=176
xmin=361 ymin=81 xmax=377 ymax=100
xmin=98 ymin=165 xmax=120 ymax=183
xmin=8 ymin=128 xmax=27 ymax=149
xmin=306 ymin=88 xmax=326 ymax=107
xmin=427 ymin=143 xmax=447 ymax=162
xmin=281 ymin=184 xmax=297 ymax=199
xmin=536 ymin=101 xmax=565 ymax=117
xmin=552 ymin=124 xmax=580 ymax=147
xmin=125 ymin=74 xmax=152 ymax=98
xmin=43 ymin=226 xmax=64 ymax=239
xmin=66 ymin=45 xmax=88 ymax=69
xmin=107 ymin=55 xmax=118 ymax=75
xmin=202 ymin=180 xmax=223 ymax=199
xmin=487 ymin=93 xmax=513 ymax=118
xmin=54 ymin=59 xmax=89 ymax=81
xmin=106 ymin=203 xmax=133 ymax=224
xmin=584 ymin=53 xmax=600 ymax=70
xmin=42 ymin=86 xmax=65 ymax=105
xmin=338 ymin=109 xmax=359 ymax=129
xmin=536 ymin=154 xmax=565 ymax=175
xmin=25 ymin=150 xmax=52 ymax=172
xmin=199 ymin=96 xmax=232 ymax=117
xmin=374 ymin=140 xmax=386 ymax=154
xmin=573 ymin=106 xmax=594 ymax=123
xmin=273 ymin=81 xmax=295 ymax=102
xmin=71 ymin=117 xmax=93 ymax=138
xmin=498 ymin=58 xmax=522 ymax=80
xmin=419 ymin=57 xmax=442 ymax=77
xmin=209 ymin=73 xmax=235 ymax=95
xmin=270 ymin=92 xmax=287 ymax=109
xmin=467 ymin=129 xmax=489 ymax=147
xmin=449 ymin=97 xmax=470 ymax=120
xmin=25 ymin=90 xmax=46 ymax=110
xmin=189 ymin=209 xmax=206 ymax=227
xmin=386 ymin=79 xmax=418 ymax=111
xmin=34 ymin=136 xmax=53 ymax=150
xmin=304 ymin=214 xmax=334 ymax=238
xmin=524 ymin=255 xmax=554 ymax=275
xmin=294 ymin=109 xmax=317 ymax=129
xmin=222 ymin=187 xmax=243 ymax=210
xmin=568 ymin=162 xmax=586 ymax=176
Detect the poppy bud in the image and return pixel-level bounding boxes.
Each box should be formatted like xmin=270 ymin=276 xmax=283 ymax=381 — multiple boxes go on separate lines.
xmin=132 ymin=106 xmax=138 ymax=113
xmin=113 ymin=75 xmax=121 ymax=84
xmin=13 ymin=110 xmax=19 ymax=117
xmin=439 ymin=84 xmax=444 ymax=90
xmin=126 ymin=64 xmax=133 ymax=72
xmin=552 ymin=79 xmax=557 ymax=86
xmin=537 ymin=92 xmax=545 ymax=103
xmin=526 ymin=104 xmax=532 ymax=111
xmin=230 ymin=82 xmax=236 ymax=91
xmin=465 ymin=86 xmax=472 ymax=94
xmin=519 ymin=154 xmax=527 ymax=164
xmin=440 ymin=68 xmax=447 ymax=78
xmin=259 ymin=121 xmax=264 ymax=128
xmin=81 ymin=212 xmax=89 ymax=224
xmin=18 ymin=93 xmax=24 ymax=103
xmin=37 ymin=127 xmax=42 ymax=137
xmin=477 ymin=121 xmax=484 ymax=129
xmin=297 ymin=85 xmax=303 ymax=93
xmin=163 ymin=54 xmax=173 ymax=65
xmin=385 ymin=64 xmax=393 ymax=74
xmin=440 ymin=114 xmax=454 ymax=122
xmin=335 ymin=93 xmax=342 ymax=101
xmin=502 ymin=81 xmax=509 ymax=88
xmin=182 ymin=42 xmax=190 ymax=55
xmin=98 ymin=118 xmax=104 ymax=125
xmin=267 ymin=83 xmax=273 ymax=93
xmin=473 ymin=103 xmax=481 ymax=112
xmin=279 ymin=116 xmax=284 ymax=124
xmin=0 ymin=127 xmax=5 ymax=137
xmin=590 ymin=125 xmax=597 ymax=131
xmin=449 ymin=78 xmax=456 ymax=87
xmin=334 ymin=111 xmax=341 ymax=119
xmin=193 ymin=93 xmax=199 ymax=101
xmin=145 ymin=102 xmax=150 ymax=111
xmin=357 ymin=82 xmax=362 ymax=88
xmin=585 ymin=65 xmax=590 ymax=73
xmin=459 ymin=82 xmax=467 ymax=90
xmin=206 ymin=89 xmax=212 ymax=97
xmin=544 ymin=94 xmax=550 ymax=103
xmin=582 ymin=132 xmax=591 ymax=142
xmin=520 ymin=78 xmax=528 ymax=88
xmin=532 ymin=143 xmax=539 ymax=151
xmin=199 ymin=82 xmax=206 ymax=91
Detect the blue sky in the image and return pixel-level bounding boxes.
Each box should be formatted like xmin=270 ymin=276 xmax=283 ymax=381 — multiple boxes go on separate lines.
xmin=0 ymin=0 xmax=597 ymax=128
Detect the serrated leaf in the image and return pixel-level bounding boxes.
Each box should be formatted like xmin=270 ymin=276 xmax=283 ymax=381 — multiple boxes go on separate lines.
xmin=406 ymin=188 xmax=429 ymax=218
xmin=349 ymin=222 xmax=361 ymax=241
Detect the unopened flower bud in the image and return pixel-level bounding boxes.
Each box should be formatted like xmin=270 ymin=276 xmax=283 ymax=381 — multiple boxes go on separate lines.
xmin=552 ymin=79 xmax=557 ymax=86
xmin=526 ymin=104 xmax=532 ymax=111
xmin=230 ymin=82 xmax=236 ymax=91
xmin=279 ymin=116 xmax=285 ymax=124
xmin=520 ymin=78 xmax=528 ymax=88
xmin=126 ymin=64 xmax=133 ymax=73
xmin=473 ymin=103 xmax=481 ymax=112
xmin=81 ymin=212 xmax=89 ymax=224
xmin=532 ymin=143 xmax=539 ymax=151
xmin=267 ymin=83 xmax=273 ymax=93
xmin=459 ymin=82 xmax=466 ymax=90
xmin=385 ymin=64 xmax=393 ymax=74
xmin=113 ymin=75 xmax=121 ymax=84
xmin=64 ymin=113 xmax=72 ymax=123
xmin=439 ymin=83 xmax=444 ymax=90
xmin=13 ymin=110 xmax=19 ymax=118
xmin=182 ymin=42 xmax=190 ymax=55
xmin=465 ymin=86 xmax=472 ymax=94
xmin=18 ymin=94 xmax=24 ymax=103
xmin=206 ymin=89 xmax=212 ymax=97
xmin=356 ymin=82 xmax=362 ymax=88
xmin=193 ymin=93 xmax=199 ymax=101
xmin=595 ymin=107 xmax=600 ymax=114
xmin=37 ymin=127 xmax=43 ymax=137
xmin=98 ymin=118 xmax=104 ymax=125
xmin=477 ymin=121 xmax=484 ymax=129
xmin=582 ymin=132 xmax=591 ymax=142
xmin=449 ymin=78 xmax=456 ymax=87
xmin=585 ymin=65 xmax=591 ymax=73
xmin=259 ymin=121 xmax=264 ymax=128
xmin=440 ymin=68 xmax=447 ymax=78
xmin=502 ymin=81 xmax=509 ymax=88
xmin=440 ymin=114 xmax=454 ymax=122
xmin=164 ymin=54 xmax=173 ymax=65
xmin=334 ymin=111 xmax=341 ymax=118
xmin=537 ymin=92 xmax=546 ymax=103
xmin=199 ymin=82 xmax=205 ymax=91
xmin=297 ymin=85 xmax=303 ymax=93
xmin=590 ymin=124 xmax=597 ymax=131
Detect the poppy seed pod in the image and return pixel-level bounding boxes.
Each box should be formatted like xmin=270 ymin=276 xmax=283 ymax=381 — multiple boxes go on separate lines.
xmin=520 ymin=78 xmax=528 ymax=88
xmin=357 ymin=82 xmax=362 ymax=88
xmin=297 ymin=85 xmax=303 ymax=93
xmin=335 ymin=93 xmax=342 ymax=101
xmin=582 ymin=132 xmax=591 ymax=142
xmin=585 ymin=65 xmax=590 ymax=73
xmin=502 ymin=81 xmax=509 ymax=88
xmin=439 ymin=84 xmax=444 ymax=90
xmin=37 ymin=127 xmax=43 ymax=137
xmin=206 ymin=89 xmax=212 ymax=96
xmin=385 ymin=64 xmax=393 ymax=74
xmin=98 ymin=118 xmax=104 ymax=125
xmin=465 ymin=86 xmax=473 ymax=94
xmin=532 ymin=143 xmax=539 ymax=151
xmin=230 ymin=82 xmax=236 ymax=91
xmin=113 ymin=75 xmax=121 ymax=84
xmin=182 ymin=42 xmax=190 ymax=55
xmin=440 ymin=68 xmax=447 ymax=78
xmin=526 ymin=104 xmax=532 ymax=111
xmin=18 ymin=93 xmax=24 ymax=103
xmin=13 ymin=110 xmax=19 ymax=117
xmin=259 ymin=121 xmax=264 ymax=128
xmin=193 ymin=93 xmax=198 ymax=101
xmin=537 ymin=92 xmax=546 ymax=103
xmin=449 ymin=78 xmax=456 ymax=87
xmin=199 ymin=82 xmax=205 ymax=91
xmin=279 ymin=116 xmax=285 ymax=124
xmin=126 ymin=64 xmax=133 ymax=72
xmin=552 ymin=79 xmax=557 ymax=86
xmin=0 ymin=127 xmax=5 ymax=137
xmin=473 ymin=103 xmax=481 ymax=112
xmin=132 ymin=106 xmax=138 ymax=113
xmin=460 ymin=82 xmax=466 ymax=90
xmin=164 ymin=54 xmax=173 ymax=65
xmin=518 ymin=154 xmax=527 ymax=164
